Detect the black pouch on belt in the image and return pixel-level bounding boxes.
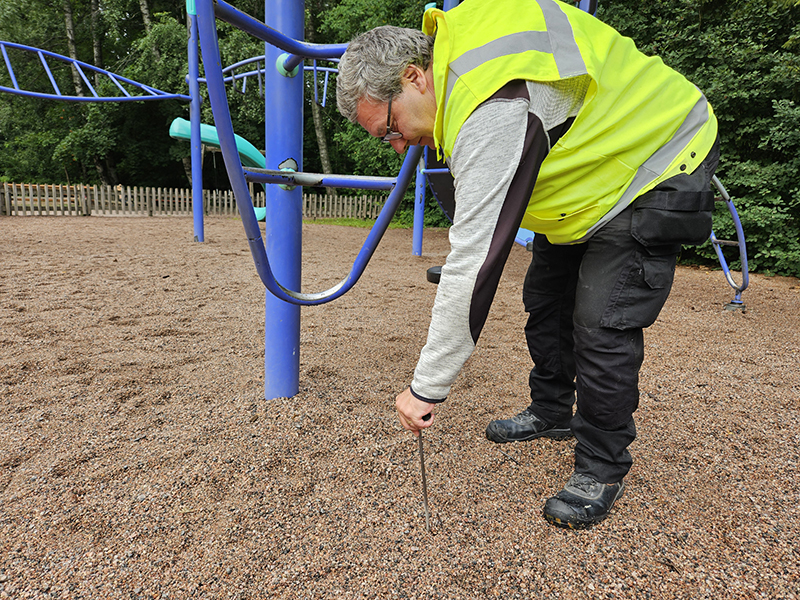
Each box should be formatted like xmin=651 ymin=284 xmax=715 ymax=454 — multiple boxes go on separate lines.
xmin=630 ymin=190 xmax=715 ymax=247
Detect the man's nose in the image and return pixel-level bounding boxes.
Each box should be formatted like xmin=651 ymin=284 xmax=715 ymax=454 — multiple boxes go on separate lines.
xmin=390 ymin=138 xmax=406 ymax=154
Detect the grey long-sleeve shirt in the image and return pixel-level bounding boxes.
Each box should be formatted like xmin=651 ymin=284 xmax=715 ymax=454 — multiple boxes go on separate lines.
xmin=410 ymin=78 xmax=588 ymax=403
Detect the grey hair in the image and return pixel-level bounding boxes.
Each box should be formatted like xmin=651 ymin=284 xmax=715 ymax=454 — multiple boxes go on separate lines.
xmin=336 ymin=26 xmax=435 ymax=123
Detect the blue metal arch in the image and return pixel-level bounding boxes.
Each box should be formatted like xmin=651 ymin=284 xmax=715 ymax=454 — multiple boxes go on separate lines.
xmin=0 ymin=40 xmax=191 ymax=103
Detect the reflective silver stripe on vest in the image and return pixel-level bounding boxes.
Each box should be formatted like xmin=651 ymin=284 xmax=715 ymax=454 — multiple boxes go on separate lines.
xmin=577 ymin=94 xmax=711 ymax=243
xmin=449 ymin=31 xmax=552 ymax=78
xmin=444 ymin=0 xmax=586 ymax=105
xmin=537 ymin=0 xmax=586 ymax=77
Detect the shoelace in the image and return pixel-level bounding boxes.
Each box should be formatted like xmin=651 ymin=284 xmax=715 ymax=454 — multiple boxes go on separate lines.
xmin=569 ymin=474 xmax=598 ymax=494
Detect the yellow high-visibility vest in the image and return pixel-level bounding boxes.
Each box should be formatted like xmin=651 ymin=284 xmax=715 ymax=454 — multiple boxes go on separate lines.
xmin=422 ymin=0 xmax=718 ymax=243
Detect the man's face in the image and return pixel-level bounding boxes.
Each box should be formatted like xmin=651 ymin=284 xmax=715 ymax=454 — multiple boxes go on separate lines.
xmin=355 ymin=64 xmax=437 ymax=154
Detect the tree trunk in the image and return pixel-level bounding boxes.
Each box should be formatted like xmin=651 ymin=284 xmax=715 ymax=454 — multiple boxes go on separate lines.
xmin=181 ymin=145 xmax=205 ymax=188
xmin=311 ymin=100 xmax=333 ymax=175
xmin=94 ymin=157 xmax=110 ymax=186
xmin=91 ymin=0 xmax=103 ymax=86
xmin=62 ymin=0 xmax=84 ymax=96
xmin=139 ymin=0 xmax=153 ymax=33
xmin=105 ymin=156 xmax=120 ymax=186
xmin=139 ymin=0 xmax=161 ymax=59
xmin=306 ymin=7 xmax=334 ymax=195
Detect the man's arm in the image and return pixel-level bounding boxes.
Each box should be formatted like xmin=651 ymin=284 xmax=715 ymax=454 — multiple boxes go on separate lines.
xmin=410 ymin=83 xmax=551 ymax=403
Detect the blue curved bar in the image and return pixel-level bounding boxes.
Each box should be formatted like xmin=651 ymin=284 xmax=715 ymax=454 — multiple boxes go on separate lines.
xmin=196 ymin=0 xmax=422 ymax=306
xmin=0 ymin=41 xmax=191 ymax=102
xmin=213 ymin=0 xmax=347 ymax=60
xmin=710 ymin=176 xmax=750 ymax=303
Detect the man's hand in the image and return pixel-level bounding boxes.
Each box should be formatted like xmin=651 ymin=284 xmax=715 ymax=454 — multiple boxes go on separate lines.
xmin=396 ymin=387 xmax=434 ymax=436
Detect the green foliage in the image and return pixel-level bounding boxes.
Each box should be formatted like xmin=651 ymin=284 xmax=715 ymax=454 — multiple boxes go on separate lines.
xmin=599 ymin=0 xmax=800 ymax=276
xmin=320 ymin=0 xmax=431 ymax=42
xmin=318 ymin=0 xmax=453 ymax=227
xmin=5 ymin=0 xmax=797 ymax=269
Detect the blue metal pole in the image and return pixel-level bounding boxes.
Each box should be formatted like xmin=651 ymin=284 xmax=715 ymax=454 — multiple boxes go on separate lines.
xmin=411 ymin=0 xmax=458 ymax=254
xmin=263 ymin=0 xmax=304 ymax=399
xmin=187 ymin=6 xmax=204 ymax=242
xmin=412 ymin=151 xmax=426 ymax=256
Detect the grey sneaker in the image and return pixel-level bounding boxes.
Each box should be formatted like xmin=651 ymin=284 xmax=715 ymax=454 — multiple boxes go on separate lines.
xmin=543 ymin=473 xmax=626 ymax=529
xmin=485 ymin=408 xmax=572 ymax=443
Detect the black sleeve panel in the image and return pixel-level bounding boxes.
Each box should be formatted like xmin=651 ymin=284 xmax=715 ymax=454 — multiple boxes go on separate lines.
xmin=468 ymin=111 xmax=550 ymax=344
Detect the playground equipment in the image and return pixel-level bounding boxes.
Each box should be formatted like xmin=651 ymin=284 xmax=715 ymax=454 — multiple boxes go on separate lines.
xmin=0 ymin=0 xmax=751 ymax=403
xmin=711 ymin=176 xmax=750 ymax=310
xmin=169 ymin=117 xmax=268 ymax=221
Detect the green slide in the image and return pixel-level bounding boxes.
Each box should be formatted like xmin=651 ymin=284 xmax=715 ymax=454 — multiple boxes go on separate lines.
xmin=169 ymin=117 xmax=266 ymax=221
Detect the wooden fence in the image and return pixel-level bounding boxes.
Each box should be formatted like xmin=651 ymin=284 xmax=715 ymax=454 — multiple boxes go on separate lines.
xmin=0 ymin=182 xmax=386 ymax=220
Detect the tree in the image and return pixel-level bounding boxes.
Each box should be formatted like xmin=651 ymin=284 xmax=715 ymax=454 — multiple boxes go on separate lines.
xmin=598 ymin=0 xmax=800 ymax=276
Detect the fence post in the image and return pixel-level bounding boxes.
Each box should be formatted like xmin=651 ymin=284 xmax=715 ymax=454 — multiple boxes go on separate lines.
xmin=16 ymin=184 xmax=23 ymax=216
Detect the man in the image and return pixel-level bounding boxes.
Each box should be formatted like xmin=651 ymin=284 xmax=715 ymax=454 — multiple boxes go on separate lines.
xmin=336 ymin=0 xmax=719 ymax=529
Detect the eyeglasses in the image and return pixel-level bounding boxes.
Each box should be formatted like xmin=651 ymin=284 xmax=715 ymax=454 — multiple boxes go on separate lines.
xmin=381 ymin=97 xmax=403 ymax=143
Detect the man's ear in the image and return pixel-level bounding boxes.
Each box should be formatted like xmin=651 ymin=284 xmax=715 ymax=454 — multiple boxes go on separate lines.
xmin=403 ymin=64 xmax=427 ymax=92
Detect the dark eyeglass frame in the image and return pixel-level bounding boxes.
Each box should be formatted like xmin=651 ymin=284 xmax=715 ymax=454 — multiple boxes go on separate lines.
xmin=381 ymin=97 xmax=403 ymax=143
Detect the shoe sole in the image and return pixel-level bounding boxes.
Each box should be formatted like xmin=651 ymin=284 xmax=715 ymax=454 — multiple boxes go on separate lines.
xmin=542 ymin=484 xmax=626 ymax=530
xmin=485 ymin=425 xmax=573 ymax=444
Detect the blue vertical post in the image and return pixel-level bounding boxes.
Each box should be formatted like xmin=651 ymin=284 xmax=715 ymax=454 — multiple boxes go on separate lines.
xmin=412 ymin=151 xmax=426 ymax=256
xmin=187 ymin=2 xmax=204 ymax=242
xmin=577 ymin=0 xmax=597 ymax=15
xmin=263 ymin=0 xmax=304 ymax=399
xmin=410 ymin=0 xmax=458 ymax=255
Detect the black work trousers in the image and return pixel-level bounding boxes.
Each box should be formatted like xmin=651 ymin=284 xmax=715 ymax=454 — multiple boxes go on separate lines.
xmin=523 ymin=141 xmax=719 ymax=483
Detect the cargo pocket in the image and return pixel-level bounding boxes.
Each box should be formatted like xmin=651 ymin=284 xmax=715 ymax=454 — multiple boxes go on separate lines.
xmin=600 ymin=252 xmax=677 ymax=330
xmin=631 ymin=190 xmax=715 ymax=248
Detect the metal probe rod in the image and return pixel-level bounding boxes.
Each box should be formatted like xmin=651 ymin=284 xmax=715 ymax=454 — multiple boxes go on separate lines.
xmin=418 ymin=431 xmax=430 ymax=532
xmin=419 ymin=414 xmax=432 ymax=533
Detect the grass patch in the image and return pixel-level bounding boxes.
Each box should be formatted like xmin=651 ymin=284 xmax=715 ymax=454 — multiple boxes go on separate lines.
xmin=302 ymin=217 xmax=411 ymax=229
